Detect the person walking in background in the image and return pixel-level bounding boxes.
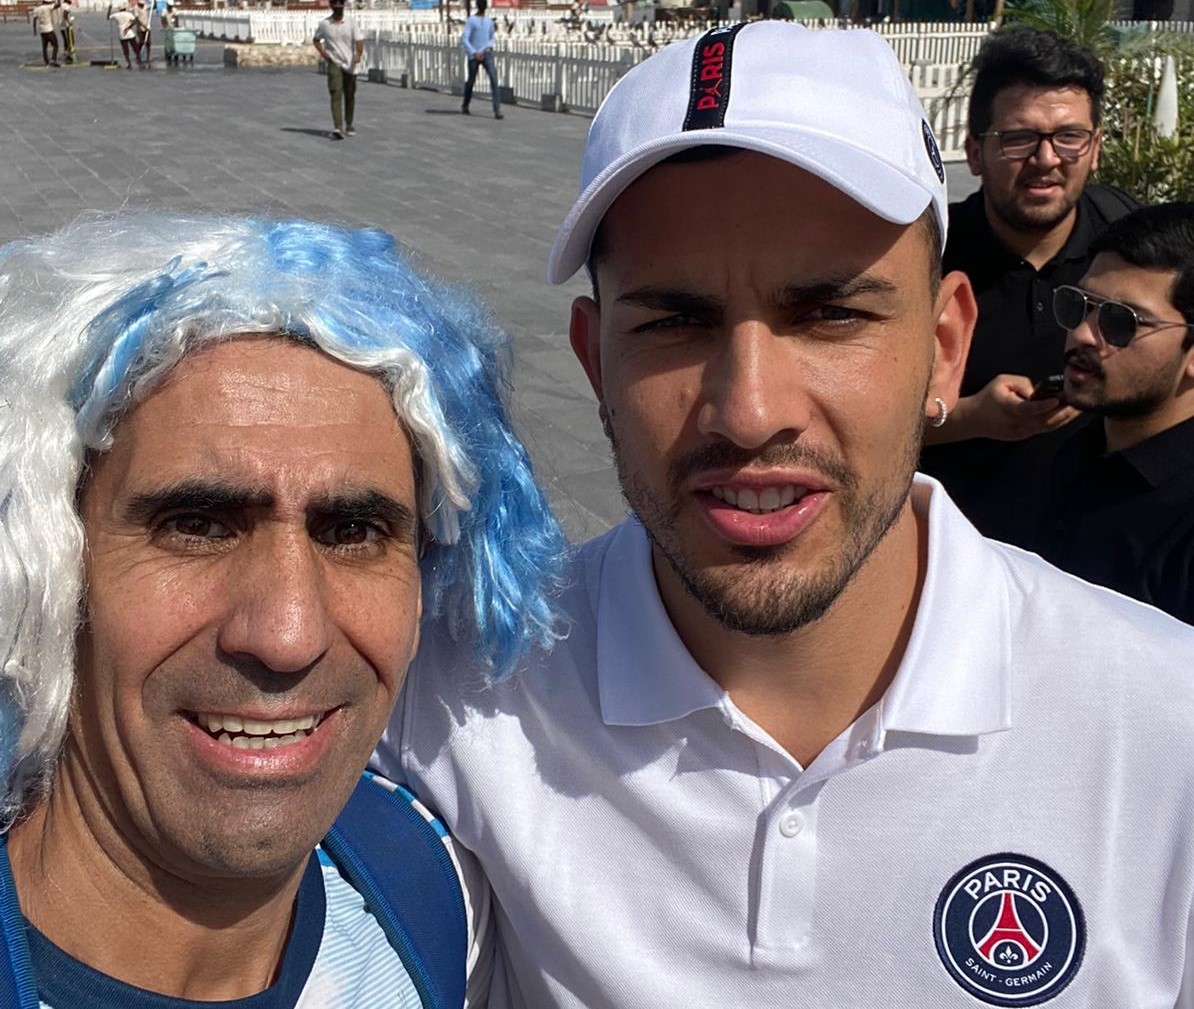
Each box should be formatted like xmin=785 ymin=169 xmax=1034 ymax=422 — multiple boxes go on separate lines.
xmin=460 ymin=0 xmax=502 ymax=120
xmin=313 ymin=0 xmax=364 ymax=140
xmin=30 ymin=0 xmax=60 ymax=67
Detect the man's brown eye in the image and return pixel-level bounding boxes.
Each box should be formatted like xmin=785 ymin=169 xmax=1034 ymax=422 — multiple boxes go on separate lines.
xmin=318 ymin=520 xmax=381 ymax=547
xmin=167 ymin=515 xmax=223 ymax=538
xmin=335 ymin=521 xmax=369 ymax=545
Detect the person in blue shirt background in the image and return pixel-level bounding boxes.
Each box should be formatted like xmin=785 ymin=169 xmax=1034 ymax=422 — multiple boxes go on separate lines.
xmin=460 ymin=0 xmax=502 ymax=120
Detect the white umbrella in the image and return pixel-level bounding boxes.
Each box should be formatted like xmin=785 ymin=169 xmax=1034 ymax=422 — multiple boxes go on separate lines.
xmin=1154 ymin=55 xmax=1179 ymax=138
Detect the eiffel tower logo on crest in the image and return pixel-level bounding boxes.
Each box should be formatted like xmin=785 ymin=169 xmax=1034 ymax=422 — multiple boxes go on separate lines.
xmin=975 ymin=892 xmax=1042 ymax=967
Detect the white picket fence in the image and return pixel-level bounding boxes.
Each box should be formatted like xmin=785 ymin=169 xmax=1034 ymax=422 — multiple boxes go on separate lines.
xmin=176 ymin=11 xmax=1194 ymax=161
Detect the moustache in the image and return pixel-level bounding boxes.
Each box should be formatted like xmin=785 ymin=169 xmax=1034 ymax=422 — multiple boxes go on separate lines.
xmin=1065 ymin=347 xmax=1103 ymax=378
xmin=667 ymin=442 xmax=856 ymax=491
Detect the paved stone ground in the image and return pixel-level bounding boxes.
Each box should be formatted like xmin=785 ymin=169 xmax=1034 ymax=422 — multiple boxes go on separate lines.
xmin=0 ymin=12 xmax=979 ymax=541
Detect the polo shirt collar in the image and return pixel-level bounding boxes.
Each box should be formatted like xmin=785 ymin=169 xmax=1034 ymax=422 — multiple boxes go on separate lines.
xmin=960 ymin=188 xmax=1094 ymax=269
xmin=594 ymin=477 xmax=1012 ymax=740
xmin=874 ymin=478 xmax=1012 ymax=741
xmin=1117 ymin=413 xmax=1194 ymax=488
xmin=1056 ymin=190 xmax=1098 ymax=264
xmin=596 ymin=519 xmax=726 ymax=726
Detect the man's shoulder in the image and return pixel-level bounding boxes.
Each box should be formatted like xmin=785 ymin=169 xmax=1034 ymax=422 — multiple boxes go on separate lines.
xmin=991 ymin=536 xmax=1194 ymax=696
xmin=1079 ymin=183 xmax=1140 ymax=226
xmin=398 ymin=522 xmax=630 ymax=740
xmin=942 ymin=190 xmax=992 ymax=269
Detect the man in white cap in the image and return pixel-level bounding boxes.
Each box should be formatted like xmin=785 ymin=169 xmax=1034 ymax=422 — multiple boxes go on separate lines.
xmin=380 ymin=22 xmax=1194 ymax=1007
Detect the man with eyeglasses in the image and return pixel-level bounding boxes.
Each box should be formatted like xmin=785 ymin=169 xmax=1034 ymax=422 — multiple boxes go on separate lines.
xmin=1026 ymin=204 xmax=1194 ymax=623
xmin=920 ymin=27 xmax=1136 ymax=547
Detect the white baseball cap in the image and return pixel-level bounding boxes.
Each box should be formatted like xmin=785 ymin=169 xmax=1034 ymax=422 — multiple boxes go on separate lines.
xmin=547 ymin=21 xmax=948 ymax=284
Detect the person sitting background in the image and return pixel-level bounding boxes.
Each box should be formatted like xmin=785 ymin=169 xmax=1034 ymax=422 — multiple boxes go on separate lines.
xmin=1033 ymin=202 xmax=1194 ymax=623
xmin=0 ymin=211 xmax=564 ymax=1007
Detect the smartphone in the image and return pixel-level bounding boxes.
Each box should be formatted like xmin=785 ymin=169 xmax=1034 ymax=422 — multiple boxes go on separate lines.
xmin=1030 ymin=374 xmax=1065 ymax=401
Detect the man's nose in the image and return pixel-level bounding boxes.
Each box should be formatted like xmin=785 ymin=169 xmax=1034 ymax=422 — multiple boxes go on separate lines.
xmin=1028 ymin=135 xmax=1064 ymax=169
xmin=217 ymin=526 xmax=333 ymax=674
xmin=1065 ymin=306 xmax=1102 ymax=353
xmin=697 ymin=320 xmax=810 ymax=450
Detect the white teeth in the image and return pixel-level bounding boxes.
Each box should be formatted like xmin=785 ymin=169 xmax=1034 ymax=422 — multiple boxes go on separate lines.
xmin=212 ymin=728 xmax=310 ymax=751
xmin=198 ymin=712 xmax=319 ymax=736
xmin=709 ymin=485 xmax=805 ymax=515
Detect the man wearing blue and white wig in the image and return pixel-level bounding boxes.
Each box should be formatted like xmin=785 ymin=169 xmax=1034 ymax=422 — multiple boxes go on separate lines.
xmin=0 ymin=212 xmax=565 ymax=1008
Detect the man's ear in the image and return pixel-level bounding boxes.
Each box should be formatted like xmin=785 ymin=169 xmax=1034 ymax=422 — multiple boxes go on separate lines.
xmin=928 ymin=270 xmax=977 ymax=413
xmin=964 ymin=135 xmax=982 ymax=178
xmin=569 ymin=295 xmax=606 ymax=416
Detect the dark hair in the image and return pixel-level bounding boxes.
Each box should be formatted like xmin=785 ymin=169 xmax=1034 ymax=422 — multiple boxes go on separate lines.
xmin=967 ymin=27 xmax=1104 ymax=137
xmin=476 ymin=0 xmax=487 ymax=11
xmin=1091 ymin=203 xmax=1194 ymax=337
xmin=586 ymin=146 xmax=941 ymax=302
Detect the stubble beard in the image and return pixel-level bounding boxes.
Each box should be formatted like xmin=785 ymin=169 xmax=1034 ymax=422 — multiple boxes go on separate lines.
xmin=609 ymin=423 xmax=922 ymax=637
xmin=1070 ymin=371 xmax=1181 ymax=419
xmin=989 ymin=184 xmax=1081 ymax=235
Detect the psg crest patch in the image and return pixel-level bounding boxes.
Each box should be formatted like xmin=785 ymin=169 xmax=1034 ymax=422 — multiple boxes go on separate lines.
xmin=934 ymin=853 xmax=1085 ymax=1005
xmin=922 ymin=119 xmax=945 ymax=183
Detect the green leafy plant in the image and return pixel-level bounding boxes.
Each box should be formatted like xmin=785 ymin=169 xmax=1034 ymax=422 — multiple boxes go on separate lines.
xmin=1097 ymin=36 xmax=1194 ymax=200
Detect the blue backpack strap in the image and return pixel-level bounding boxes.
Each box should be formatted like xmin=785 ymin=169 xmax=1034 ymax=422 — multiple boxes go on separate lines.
xmin=0 ymin=838 xmax=41 ymax=1009
xmin=321 ymin=774 xmax=467 ymax=1009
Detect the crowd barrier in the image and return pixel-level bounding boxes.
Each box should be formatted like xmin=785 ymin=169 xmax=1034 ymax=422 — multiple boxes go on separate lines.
xmin=175 ymin=10 xmax=1194 ymax=161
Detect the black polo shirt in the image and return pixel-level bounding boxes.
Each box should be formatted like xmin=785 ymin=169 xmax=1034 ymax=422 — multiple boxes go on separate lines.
xmin=1032 ymin=414 xmax=1194 ymax=625
xmin=920 ymin=186 xmax=1137 ymax=547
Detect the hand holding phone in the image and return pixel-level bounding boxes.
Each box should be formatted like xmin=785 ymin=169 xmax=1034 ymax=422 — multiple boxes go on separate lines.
xmin=1030 ymin=374 xmax=1065 ymax=402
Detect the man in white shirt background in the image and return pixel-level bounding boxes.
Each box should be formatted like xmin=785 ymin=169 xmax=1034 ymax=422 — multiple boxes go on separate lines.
xmin=313 ymin=0 xmax=364 ymax=140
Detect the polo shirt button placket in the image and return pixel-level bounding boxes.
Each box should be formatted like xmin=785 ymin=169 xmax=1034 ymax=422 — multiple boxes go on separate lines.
xmin=778 ymin=812 xmax=804 ymax=838
xmin=753 ymin=799 xmax=819 ymax=965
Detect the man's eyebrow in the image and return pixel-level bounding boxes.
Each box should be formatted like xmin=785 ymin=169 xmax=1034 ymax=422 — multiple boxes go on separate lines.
xmin=776 ymin=274 xmax=900 ymax=304
xmin=613 ymin=275 xmax=899 ymax=314
xmin=309 ymin=490 xmax=419 ymax=544
xmin=123 ymin=481 xmax=274 ymax=525
xmin=613 ymin=287 xmax=723 ymax=316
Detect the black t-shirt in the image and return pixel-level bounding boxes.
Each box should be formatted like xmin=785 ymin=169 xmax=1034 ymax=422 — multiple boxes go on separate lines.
xmin=920 ymin=185 xmax=1138 ymax=546
xmin=1032 ymin=415 xmax=1194 ymax=625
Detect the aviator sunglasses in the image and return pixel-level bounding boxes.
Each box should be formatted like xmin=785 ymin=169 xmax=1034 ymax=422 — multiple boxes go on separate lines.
xmin=1053 ymin=284 xmax=1194 ymax=349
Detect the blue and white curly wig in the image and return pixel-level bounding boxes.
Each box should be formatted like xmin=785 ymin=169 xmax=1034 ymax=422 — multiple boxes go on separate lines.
xmin=0 ymin=212 xmax=566 ymax=822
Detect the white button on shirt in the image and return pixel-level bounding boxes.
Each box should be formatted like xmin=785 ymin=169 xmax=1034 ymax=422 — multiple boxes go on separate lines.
xmin=377 ymin=477 xmax=1194 ymax=1008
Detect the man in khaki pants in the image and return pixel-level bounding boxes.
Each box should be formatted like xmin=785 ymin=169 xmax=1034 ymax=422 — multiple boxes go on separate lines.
xmin=313 ymin=0 xmax=363 ymax=140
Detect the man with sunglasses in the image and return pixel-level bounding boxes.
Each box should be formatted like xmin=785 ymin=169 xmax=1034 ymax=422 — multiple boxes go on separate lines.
xmin=1029 ymin=204 xmax=1194 ymax=622
xmin=920 ymin=27 xmax=1136 ymax=547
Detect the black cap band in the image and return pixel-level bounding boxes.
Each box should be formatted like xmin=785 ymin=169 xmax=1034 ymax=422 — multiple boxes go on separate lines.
xmin=682 ymin=23 xmax=747 ymax=132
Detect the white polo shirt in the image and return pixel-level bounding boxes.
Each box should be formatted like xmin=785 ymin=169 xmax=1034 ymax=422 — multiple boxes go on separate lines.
xmin=377 ymin=477 xmax=1194 ymax=1008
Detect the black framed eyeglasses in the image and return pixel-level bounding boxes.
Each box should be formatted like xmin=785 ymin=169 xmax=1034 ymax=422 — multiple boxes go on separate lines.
xmin=1053 ymin=284 xmax=1194 ymax=348
xmin=979 ymin=128 xmax=1095 ymax=161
